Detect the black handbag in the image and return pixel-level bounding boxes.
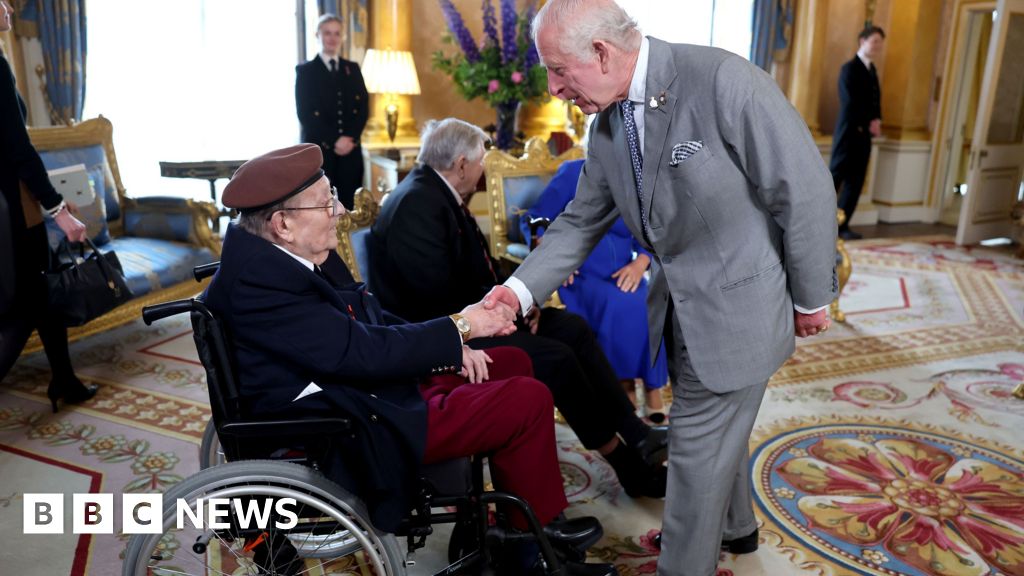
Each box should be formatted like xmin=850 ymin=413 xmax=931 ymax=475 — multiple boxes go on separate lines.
xmin=45 ymin=239 xmax=133 ymax=327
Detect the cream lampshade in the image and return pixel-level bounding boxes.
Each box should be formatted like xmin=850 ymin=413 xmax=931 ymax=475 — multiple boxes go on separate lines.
xmin=361 ymin=49 xmax=422 ymax=147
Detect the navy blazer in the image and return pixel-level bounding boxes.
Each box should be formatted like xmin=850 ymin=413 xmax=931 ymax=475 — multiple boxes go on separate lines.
xmin=295 ymin=57 xmax=369 ymax=150
xmin=204 ymin=225 xmax=462 ymax=531
xmin=368 ymin=165 xmax=499 ymax=322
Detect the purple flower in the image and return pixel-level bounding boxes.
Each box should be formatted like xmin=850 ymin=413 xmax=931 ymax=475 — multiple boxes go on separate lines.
xmin=525 ymin=42 xmax=539 ymax=69
xmin=488 ymin=79 xmax=501 ymax=93
xmin=523 ymin=0 xmax=539 ymax=68
xmin=524 ymin=0 xmax=537 ymax=32
xmin=510 ymin=71 xmax=523 ymax=84
xmin=439 ymin=0 xmax=481 ymax=62
xmin=500 ymin=0 xmax=518 ymax=63
xmin=482 ymin=0 xmax=499 ymax=47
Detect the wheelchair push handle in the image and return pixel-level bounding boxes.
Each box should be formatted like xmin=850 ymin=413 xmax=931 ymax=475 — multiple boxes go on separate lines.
xmin=142 ymin=300 xmax=197 ymax=325
xmin=193 ymin=261 xmax=221 ymax=282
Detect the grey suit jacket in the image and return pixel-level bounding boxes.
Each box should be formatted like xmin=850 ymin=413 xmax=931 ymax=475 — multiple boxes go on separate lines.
xmin=513 ymin=38 xmax=838 ymax=393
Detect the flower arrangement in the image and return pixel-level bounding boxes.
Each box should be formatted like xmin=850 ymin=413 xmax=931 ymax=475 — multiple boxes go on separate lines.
xmin=433 ymin=0 xmax=548 ymax=149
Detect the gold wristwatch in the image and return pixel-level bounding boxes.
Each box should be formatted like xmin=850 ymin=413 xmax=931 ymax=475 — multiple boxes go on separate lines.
xmin=449 ymin=313 xmax=472 ymax=342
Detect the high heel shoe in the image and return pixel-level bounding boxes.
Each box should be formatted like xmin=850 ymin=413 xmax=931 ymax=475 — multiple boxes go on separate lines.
xmin=47 ymin=377 xmax=99 ymax=413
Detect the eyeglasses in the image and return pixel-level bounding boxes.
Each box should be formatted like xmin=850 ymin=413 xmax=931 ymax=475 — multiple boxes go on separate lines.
xmin=269 ymin=186 xmax=342 ymax=220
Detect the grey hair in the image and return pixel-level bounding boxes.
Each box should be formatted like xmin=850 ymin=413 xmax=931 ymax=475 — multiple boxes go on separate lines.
xmin=417 ymin=118 xmax=490 ymax=172
xmin=236 ymin=198 xmax=290 ymax=240
xmin=316 ymin=13 xmax=344 ymax=33
xmin=531 ymin=0 xmax=641 ymax=62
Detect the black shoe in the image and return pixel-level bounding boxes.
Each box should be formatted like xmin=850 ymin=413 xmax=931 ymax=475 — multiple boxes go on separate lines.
xmin=838 ymin=229 xmax=863 ymax=240
xmin=604 ymin=443 xmax=668 ymax=498
xmin=47 ymin=377 xmax=99 ymax=413
xmin=634 ymin=425 xmax=669 ymax=465
xmin=543 ymin=516 xmax=604 ymax=557
xmin=721 ymin=528 xmax=759 ymax=554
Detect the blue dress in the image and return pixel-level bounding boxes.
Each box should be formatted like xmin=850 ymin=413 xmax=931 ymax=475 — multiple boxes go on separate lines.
xmin=522 ymin=160 xmax=668 ymax=389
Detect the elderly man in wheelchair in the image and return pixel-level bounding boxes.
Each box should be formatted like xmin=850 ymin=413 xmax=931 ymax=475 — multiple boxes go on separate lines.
xmin=123 ymin=144 xmax=617 ymax=576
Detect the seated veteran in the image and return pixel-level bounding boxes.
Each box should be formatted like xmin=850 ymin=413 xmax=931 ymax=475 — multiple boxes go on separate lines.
xmin=205 ymin=144 xmax=614 ymax=575
xmin=368 ymin=119 xmax=669 ymax=499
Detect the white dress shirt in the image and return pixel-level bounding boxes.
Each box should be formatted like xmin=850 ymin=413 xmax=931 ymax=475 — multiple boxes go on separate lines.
xmin=319 ymin=53 xmax=339 ymax=71
xmin=273 ymin=243 xmax=315 ymax=271
xmin=857 ymin=52 xmax=872 ymax=70
xmin=626 ymin=37 xmax=651 ymax=144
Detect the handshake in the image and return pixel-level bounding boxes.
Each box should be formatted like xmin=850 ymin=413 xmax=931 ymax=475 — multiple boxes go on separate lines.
xmin=457 ymin=286 xmax=523 ymax=340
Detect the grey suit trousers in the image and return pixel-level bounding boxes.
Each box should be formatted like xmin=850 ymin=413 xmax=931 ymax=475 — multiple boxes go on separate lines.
xmin=657 ymin=313 xmax=765 ymax=576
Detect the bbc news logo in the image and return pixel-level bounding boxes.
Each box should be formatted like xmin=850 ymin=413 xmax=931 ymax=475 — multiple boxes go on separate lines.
xmin=23 ymin=494 xmax=298 ymax=534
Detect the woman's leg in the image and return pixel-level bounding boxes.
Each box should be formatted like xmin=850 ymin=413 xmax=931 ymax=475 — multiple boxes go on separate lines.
xmin=23 ymin=225 xmax=77 ymax=381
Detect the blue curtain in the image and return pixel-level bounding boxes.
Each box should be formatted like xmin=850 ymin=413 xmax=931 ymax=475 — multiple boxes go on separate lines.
xmin=750 ymin=0 xmax=793 ymax=72
xmin=18 ymin=0 xmax=87 ymax=125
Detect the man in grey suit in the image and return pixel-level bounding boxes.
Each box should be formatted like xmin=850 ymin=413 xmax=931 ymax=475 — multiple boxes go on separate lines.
xmin=481 ymin=1 xmax=838 ymax=574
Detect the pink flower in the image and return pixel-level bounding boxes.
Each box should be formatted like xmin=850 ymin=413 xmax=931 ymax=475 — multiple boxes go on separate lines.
xmin=510 ymin=71 xmax=523 ymax=84
xmin=487 ymin=79 xmax=500 ymax=93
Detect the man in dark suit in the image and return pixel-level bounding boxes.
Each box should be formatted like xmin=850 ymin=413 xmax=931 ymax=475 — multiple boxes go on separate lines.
xmin=368 ymin=118 xmax=669 ymax=500
xmin=295 ymin=14 xmax=369 ymax=210
xmin=831 ymin=25 xmax=885 ymax=240
xmin=206 ymin=143 xmax=613 ymax=575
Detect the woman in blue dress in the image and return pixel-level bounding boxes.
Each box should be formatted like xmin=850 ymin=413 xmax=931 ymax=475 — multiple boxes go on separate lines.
xmin=522 ymin=159 xmax=668 ymax=420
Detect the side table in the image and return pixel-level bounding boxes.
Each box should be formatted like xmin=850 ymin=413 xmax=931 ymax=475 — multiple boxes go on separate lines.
xmin=159 ymin=160 xmax=246 ymax=233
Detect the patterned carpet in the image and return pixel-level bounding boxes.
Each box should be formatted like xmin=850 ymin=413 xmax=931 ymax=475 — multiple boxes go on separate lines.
xmin=1 ymin=236 xmax=1022 ymax=576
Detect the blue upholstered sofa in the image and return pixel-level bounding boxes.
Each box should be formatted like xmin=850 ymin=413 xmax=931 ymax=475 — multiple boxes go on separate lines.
xmin=25 ymin=117 xmax=220 ymax=351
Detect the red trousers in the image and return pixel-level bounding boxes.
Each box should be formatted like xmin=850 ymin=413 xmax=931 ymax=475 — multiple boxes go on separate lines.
xmin=420 ymin=346 xmax=568 ymax=527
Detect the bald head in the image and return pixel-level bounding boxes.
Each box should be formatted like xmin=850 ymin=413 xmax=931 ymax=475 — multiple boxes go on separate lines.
xmin=530 ymin=0 xmax=642 ymax=114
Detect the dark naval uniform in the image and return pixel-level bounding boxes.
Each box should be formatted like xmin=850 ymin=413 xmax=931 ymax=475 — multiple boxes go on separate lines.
xmin=295 ymin=56 xmax=369 ymax=209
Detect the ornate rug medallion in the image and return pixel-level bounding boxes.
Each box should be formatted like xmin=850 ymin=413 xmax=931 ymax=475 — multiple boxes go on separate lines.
xmin=752 ymin=420 xmax=1024 ymax=576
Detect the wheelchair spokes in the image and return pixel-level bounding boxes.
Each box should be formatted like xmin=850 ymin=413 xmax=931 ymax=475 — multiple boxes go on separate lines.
xmin=123 ymin=461 xmax=405 ymax=576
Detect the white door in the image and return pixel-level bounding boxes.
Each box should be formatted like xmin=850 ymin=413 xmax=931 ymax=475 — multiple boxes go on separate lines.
xmin=957 ymin=0 xmax=1024 ymax=245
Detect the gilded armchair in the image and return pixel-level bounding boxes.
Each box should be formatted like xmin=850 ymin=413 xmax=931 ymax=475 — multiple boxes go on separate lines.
xmin=335 ymin=187 xmax=382 ymax=282
xmin=831 ymin=209 xmax=854 ymax=323
xmin=484 ymin=137 xmax=584 ymax=267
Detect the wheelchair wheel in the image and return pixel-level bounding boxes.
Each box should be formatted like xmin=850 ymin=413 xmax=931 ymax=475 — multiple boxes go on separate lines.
xmin=198 ymin=419 xmax=225 ymax=469
xmin=122 ymin=460 xmax=405 ymax=576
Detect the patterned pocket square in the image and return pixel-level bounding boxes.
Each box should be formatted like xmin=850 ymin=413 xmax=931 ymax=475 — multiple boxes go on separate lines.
xmin=670 ymin=141 xmax=704 ymax=166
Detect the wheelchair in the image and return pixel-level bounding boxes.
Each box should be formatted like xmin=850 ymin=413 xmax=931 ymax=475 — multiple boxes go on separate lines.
xmin=122 ymin=263 xmax=588 ymax=576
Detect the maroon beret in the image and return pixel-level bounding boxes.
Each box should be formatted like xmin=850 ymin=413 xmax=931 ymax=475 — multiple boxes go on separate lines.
xmin=222 ymin=144 xmax=324 ymax=213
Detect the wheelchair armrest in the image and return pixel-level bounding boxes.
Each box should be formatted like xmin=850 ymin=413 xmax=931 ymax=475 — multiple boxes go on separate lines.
xmin=527 ymin=217 xmax=551 ymax=250
xmin=218 ymin=417 xmax=352 ymax=439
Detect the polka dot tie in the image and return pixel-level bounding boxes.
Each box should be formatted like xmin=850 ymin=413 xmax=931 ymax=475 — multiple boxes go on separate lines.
xmin=619 ymin=99 xmax=650 ymax=242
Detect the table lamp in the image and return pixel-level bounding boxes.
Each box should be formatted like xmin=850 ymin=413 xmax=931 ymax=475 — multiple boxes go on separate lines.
xmin=362 ymin=49 xmax=421 ymax=158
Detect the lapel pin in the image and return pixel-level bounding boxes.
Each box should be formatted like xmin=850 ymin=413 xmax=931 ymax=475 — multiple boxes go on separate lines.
xmin=649 ymin=96 xmax=659 ymax=110
xmin=659 ymin=91 xmax=667 ymax=105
